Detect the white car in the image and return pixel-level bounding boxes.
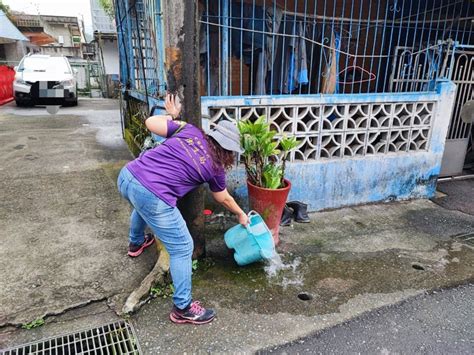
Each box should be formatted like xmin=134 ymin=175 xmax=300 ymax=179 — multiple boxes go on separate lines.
xmin=14 ymin=54 xmax=78 ymax=107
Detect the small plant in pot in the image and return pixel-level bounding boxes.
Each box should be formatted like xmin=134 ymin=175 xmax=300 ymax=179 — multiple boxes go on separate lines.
xmin=238 ymin=116 xmax=299 ymax=245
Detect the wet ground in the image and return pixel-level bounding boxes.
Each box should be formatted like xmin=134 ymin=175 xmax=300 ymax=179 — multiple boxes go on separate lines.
xmin=1 ymin=100 xmax=473 ymax=353
xmin=128 ymin=197 xmax=473 ymax=354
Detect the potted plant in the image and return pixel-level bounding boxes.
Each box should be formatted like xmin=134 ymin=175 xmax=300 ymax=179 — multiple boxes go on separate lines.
xmin=238 ymin=116 xmax=299 ymax=245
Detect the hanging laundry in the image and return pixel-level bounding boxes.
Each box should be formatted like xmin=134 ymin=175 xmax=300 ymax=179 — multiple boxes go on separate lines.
xmin=321 ymin=30 xmax=340 ymax=94
xmin=272 ymin=18 xmax=323 ymax=95
xmin=230 ymin=2 xmax=267 ymax=65
xmin=287 ymin=22 xmax=309 ymax=92
xmin=255 ymin=5 xmax=283 ymax=95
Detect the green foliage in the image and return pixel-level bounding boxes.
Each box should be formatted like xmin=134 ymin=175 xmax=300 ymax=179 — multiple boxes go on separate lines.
xmin=238 ymin=116 xmax=299 ymax=189
xmin=263 ymin=164 xmax=283 ymax=190
xmin=22 ymin=318 xmax=45 ymax=329
xmin=150 ymin=283 xmax=174 ymax=299
xmin=192 ymin=259 xmax=199 ymax=271
xmin=98 ymin=0 xmax=114 ymax=19
xmin=0 ymin=1 xmax=11 ymax=19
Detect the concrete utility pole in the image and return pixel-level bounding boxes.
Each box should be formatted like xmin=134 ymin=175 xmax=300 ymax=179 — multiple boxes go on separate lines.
xmin=162 ymin=0 xmax=205 ymax=258
xmin=123 ymin=0 xmax=204 ymax=313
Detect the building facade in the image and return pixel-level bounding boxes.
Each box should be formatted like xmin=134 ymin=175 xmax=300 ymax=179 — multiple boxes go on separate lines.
xmin=115 ymin=0 xmax=473 ymax=211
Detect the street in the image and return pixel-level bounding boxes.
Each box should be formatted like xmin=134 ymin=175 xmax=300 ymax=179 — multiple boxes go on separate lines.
xmin=264 ymin=283 xmax=474 ymax=355
xmin=0 ymin=100 xmax=473 ymax=353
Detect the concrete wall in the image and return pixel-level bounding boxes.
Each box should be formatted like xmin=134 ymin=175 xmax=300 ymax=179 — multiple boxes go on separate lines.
xmin=38 ymin=46 xmax=82 ymax=58
xmin=43 ymin=23 xmax=74 ymax=47
xmin=1 ymin=42 xmax=26 ymax=63
xmin=202 ymin=81 xmax=457 ymax=212
xmin=101 ymin=39 xmax=119 ymax=75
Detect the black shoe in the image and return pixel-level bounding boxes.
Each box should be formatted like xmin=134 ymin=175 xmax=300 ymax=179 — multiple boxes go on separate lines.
xmin=287 ymin=201 xmax=310 ymax=223
xmin=280 ymin=205 xmax=294 ymax=226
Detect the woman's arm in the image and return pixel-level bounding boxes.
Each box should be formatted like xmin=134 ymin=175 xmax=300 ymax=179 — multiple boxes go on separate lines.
xmin=211 ymin=189 xmax=249 ymax=226
xmin=145 ymin=115 xmax=172 ymax=137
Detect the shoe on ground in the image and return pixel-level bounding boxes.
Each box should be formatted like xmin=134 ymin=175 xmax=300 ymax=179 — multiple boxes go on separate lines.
xmin=287 ymin=201 xmax=310 ymax=223
xmin=128 ymin=233 xmax=155 ymax=257
xmin=169 ymin=300 xmax=216 ymax=325
xmin=280 ymin=205 xmax=294 ymax=226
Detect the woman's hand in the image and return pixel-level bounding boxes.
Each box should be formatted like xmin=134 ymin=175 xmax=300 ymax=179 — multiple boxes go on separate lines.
xmin=165 ymin=93 xmax=182 ymax=119
xmin=238 ymin=212 xmax=249 ymax=227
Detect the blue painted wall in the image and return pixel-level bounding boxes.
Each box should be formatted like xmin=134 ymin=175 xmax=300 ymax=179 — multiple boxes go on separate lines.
xmin=219 ymin=81 xmax=456 ymax=212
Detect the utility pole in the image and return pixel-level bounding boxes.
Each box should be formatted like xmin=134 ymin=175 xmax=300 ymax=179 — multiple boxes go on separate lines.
xmin=162 ymin=0 xmax=205 ymax=258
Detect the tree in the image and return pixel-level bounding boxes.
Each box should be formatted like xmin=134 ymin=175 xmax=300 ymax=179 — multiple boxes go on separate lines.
xmin=0 ymin=0 xmax=11 ymax=19
xmin=98 ymin=0 xmax=114 ymax=19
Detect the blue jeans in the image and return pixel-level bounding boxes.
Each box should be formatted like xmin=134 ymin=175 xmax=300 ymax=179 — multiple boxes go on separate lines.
xmin=117 ymin=167 xmax=193 ymax=309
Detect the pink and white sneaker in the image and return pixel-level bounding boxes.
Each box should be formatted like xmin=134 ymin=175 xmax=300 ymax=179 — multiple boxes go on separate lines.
xmin=169 ymin=301 xmax=216 ymax=325
xmin=127 ymin=233 xmax=155 ymax=257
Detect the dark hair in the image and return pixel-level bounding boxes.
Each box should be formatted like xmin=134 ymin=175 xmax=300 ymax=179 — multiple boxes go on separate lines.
xmin=205 ymin=135 xmax=235 ymax=171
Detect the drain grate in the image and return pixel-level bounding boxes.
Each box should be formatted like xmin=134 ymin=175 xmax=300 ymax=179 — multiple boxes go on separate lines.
xmin=1 ymin=320 xmax=141 ymax=355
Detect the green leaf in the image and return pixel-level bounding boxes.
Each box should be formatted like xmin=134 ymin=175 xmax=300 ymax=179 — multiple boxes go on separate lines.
xmin=238 ymin=115 xmax=296 ymax=188
xmin=262 ymin=163 xmax=283 ymax=189
xmin=22 ymin=318 xmax=45 ymax=330
xmin=280 ymin=136 xmax=299 ymax=152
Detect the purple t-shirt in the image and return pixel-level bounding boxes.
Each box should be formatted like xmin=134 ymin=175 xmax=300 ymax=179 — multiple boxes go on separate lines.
xmin=126 ymin=120 xmax=226 ymax=207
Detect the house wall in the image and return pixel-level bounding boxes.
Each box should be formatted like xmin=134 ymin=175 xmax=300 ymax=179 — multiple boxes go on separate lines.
xmin=38 ymin=46 xmax=82 ymax=58
xmin=1 ymin=42 xmax=26 ymax=62
xmin=101 ymin=39 xmax=120 ymax=75
xmin=42 ymin=23 xmax=74 ymax=47
xmin=202 ymin=81 xmax=456 ymax=211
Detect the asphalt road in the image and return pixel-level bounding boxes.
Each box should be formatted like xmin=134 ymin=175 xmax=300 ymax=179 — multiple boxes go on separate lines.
xmin=263 ymin=283 xmax=474 ymax=355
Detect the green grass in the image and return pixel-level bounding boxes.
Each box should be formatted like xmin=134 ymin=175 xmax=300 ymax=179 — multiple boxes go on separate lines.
xmin=22 ymin=318 xmax=45 ymax=329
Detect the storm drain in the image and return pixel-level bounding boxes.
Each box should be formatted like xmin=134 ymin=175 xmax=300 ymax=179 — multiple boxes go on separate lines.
xmin=1 ymin=320 xmax=141 ymax=355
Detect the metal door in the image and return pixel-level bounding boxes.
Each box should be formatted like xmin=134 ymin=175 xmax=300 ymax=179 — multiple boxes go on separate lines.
xmin=440 ymin=44 xmax=474 ymax=177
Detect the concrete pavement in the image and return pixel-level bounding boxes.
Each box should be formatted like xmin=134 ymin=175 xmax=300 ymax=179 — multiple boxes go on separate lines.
xmin=263 ymin=283 xmax=474 ymax=354
xmin=0 ymin=100 xmax=155 ymax=334
xmin=0 ymin=99 xmax=473 ymax=353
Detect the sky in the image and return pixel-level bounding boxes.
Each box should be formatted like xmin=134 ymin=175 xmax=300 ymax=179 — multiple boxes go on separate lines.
xmin=3 ymin=0 xmax=94 ymax=36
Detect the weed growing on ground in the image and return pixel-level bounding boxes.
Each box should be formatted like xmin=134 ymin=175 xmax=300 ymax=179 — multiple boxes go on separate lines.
xmin=22 ymin=318 xmax=45 ymax=329
xmin=192 ymin=259 xmax=199 ymax=272
xmin=150 ymin=283 xmax=174 ymax=299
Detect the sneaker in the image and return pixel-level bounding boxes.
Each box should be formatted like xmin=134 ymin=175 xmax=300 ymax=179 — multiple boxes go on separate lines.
xmin=128 ymin=233 xmax=155 ymax=257
xmin=169 ymin=301 xmax=216 ymax=325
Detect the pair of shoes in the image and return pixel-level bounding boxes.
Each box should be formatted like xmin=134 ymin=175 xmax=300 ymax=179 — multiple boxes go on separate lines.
xmin=127 ymin=233 xmax=155 ymax=257
xmin=280 ymin=201 xmax=310 ymax=226
xmin=169 ymin=300 xmax=216 ymax=325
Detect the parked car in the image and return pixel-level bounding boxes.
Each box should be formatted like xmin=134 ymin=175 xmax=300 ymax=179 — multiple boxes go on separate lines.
xmin=13 ymin=54 xmax=78 ymax=107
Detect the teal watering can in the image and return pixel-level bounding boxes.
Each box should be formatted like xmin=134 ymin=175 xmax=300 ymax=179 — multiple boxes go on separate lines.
xmin=224 ymin=211 xmax=276 ymax=266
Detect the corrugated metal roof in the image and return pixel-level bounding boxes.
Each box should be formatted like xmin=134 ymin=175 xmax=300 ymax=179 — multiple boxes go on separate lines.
xmin=0 ymin=10 xmax=28 ymax=42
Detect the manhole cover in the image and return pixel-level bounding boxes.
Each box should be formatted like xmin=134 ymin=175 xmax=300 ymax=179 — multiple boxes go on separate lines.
xmin=1 ymin=320 xmax=141 ymax=355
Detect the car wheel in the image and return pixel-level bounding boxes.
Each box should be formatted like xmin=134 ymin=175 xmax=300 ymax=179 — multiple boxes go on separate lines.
xmin=15 ymin=100 xmax=32 ymax=107
xmin=63 ymin=99 xmax=78 ymax=107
